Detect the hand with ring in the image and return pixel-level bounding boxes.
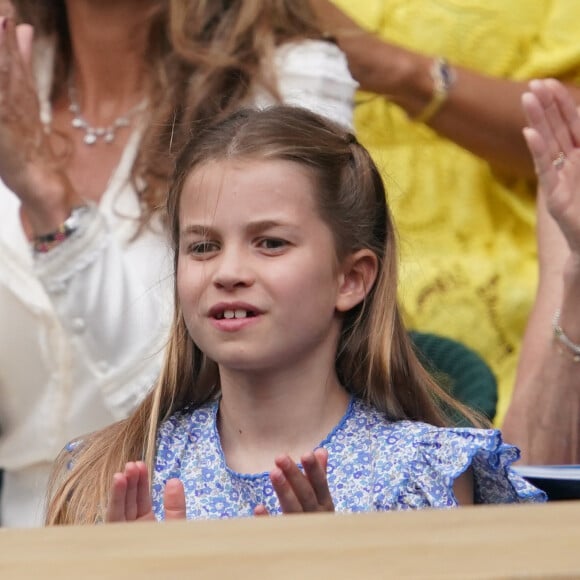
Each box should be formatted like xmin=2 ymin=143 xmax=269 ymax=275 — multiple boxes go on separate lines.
xmin=522 ymin=78 xmax=580 ymax=255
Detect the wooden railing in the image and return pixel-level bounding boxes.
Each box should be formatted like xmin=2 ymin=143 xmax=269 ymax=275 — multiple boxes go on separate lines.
xmin=1 ymin=501 xmax=580 ymax=578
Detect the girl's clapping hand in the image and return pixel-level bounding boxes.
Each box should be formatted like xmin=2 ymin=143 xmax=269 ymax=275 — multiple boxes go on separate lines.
xmin=105 ymin=461 xmax=186 ymax=522
xmin=255 ymin=448 xmax=335 ymax=515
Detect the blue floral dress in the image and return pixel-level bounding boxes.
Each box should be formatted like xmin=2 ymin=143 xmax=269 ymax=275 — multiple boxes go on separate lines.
xmin=152 ymin=398 xmax=545 ymax=520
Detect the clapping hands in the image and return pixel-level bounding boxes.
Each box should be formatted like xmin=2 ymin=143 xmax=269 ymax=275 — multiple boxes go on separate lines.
xmin=254 ymin=448 xmax=335 ymax=515
xmin=522 ymin=78 xmax=580 ymax=256
xmin=105 ymin=461 xmax=186 ymax=522
xmin=106 ymin=449 xmax=334 ymax=522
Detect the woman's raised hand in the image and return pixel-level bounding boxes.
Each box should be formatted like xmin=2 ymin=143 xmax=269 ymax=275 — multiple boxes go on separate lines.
xmin=105 ymin=461 xmax=186 ymax=523
xmin=0 ymin=15 xmax=73 ymax=229
xmin=254 ymin=448 xmax=335 ymax=515
xmin=522 ymin=79 xmax=580 ymax=255
xmin=0 ymin=18 xmax=42 ymax=191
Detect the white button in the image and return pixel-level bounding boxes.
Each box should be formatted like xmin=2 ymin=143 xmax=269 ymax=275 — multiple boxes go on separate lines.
xmin=71 ymin=317 xmax=86 ymax=334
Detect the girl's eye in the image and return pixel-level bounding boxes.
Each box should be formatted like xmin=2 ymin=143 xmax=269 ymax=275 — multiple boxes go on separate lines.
xmin=188 ymin=241 xmax=219 ymax=255
xmin=258 ymin=238 xmax=287 ymax=251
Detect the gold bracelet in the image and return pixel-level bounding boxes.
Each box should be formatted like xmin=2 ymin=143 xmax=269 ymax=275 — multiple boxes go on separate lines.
xmin=414 ymin=57 xmax=455 ymax=124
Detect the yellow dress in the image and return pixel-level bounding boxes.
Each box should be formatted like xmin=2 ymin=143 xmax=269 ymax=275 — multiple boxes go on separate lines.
xmin=332 ymin=0 xmax=580 ymax=423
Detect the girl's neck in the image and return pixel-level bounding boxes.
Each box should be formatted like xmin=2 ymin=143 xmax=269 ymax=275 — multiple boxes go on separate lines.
xmin=63 ymin=0 xmax=158 ymax=118
xmin=217 ymin=366 xmax=351 ymax=474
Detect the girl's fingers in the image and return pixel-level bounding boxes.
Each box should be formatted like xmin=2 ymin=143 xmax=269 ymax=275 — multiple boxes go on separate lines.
xmin=123 ymin=462 xmax=141 ymax=521
xmin=270 ymin=463 xmax=304 ymax=513
xmin=134 ymin=461 xmax=153 ymax=518
xmin=107 ymin=465 xmax=157 ymax=522
xmin=277 ymin=455 xmax=321 ymax=511
xmin=313 ymin=447 xmax=328 ymax=471
xmin=163 ymin=478 xmax=187 ymax=520
xmin=253 ymin=505 xmax=269 ymax=516
xmin=273 ymin=454 xmax=329 ymax=513
xmin=302 ymin=449 xmax=334 ymax=510
xmin=105 ymin=473 xmax=128 ymax=523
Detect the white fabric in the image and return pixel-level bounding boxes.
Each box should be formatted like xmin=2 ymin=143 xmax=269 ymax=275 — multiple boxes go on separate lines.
xmin=0 ymin=131 xmax=173 ymax=527
xmin=0 ymin=38 xmax=356 ymax=528
xmin=251 ymin=40 xmax=357 ymax=130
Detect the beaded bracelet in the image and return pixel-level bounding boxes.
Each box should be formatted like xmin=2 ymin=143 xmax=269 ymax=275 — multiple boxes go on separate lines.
xmin=33 ymin=206 xmax=89 ymax=253
xmin=414 ymin=57 xmax=456 ymax=124
xmin=552 ymin=309 xmax=580 ymax=363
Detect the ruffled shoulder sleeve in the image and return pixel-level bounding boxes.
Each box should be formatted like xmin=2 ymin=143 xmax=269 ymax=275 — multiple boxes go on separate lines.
xmin=374 ymin=421 xmax=547 ymax=507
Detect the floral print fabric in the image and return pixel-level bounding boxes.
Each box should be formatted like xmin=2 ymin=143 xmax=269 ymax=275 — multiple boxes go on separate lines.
xmin=152 ymin=398 xmax=545 ymax=520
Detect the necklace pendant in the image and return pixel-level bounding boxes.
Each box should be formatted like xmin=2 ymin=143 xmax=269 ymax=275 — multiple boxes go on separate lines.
xmin=68 ymin=78 xmax=146 ymax=147
xmin=83 ymin=132 xmax=98 ymax=145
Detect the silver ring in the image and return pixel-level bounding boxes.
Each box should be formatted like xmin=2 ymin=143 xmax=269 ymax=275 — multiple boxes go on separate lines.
xmin=553 ymin=151 xmax=567 ymax=170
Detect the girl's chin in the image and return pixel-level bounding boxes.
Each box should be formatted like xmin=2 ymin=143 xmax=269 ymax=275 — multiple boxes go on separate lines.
xmin=214 ymin=357 xmax=282 ymax=375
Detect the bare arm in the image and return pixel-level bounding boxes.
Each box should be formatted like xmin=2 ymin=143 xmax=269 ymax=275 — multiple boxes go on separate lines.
xmin=453 ymin=468 xmax=474 ymax=506
xmin=312 ymin=0 xmax=580 ymax=179
xmin=503 ymin=79 xmax=580 ymax=464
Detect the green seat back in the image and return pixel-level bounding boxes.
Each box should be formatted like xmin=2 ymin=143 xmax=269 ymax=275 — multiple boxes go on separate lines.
xmin=409 ymin=331 xmax=498 ymax=425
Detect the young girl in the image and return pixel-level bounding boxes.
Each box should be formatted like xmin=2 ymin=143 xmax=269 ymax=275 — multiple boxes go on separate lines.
xmin=46 ymin=107 xmax=544 ymax=524
xmin=0 ymin=0 xmax=355 ymax=527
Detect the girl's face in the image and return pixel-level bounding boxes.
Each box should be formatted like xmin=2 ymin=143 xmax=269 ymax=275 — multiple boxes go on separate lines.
xmin=176 ymin=158 xmax=348 ymax=376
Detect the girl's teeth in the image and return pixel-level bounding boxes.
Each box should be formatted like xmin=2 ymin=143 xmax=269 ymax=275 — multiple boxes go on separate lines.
xmin=221 ymin=310 xmax=249 ymax=319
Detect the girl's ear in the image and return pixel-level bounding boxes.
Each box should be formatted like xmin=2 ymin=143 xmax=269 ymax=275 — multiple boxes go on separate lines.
xmin=335 ymin=249 xmax=379 ymax=313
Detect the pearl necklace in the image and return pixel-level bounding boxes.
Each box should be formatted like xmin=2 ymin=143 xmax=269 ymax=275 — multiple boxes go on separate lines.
xmin=68 ymin=82 xmax=147 ymax=145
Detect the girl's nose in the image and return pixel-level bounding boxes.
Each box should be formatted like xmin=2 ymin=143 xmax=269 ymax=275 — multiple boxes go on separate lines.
xmin=212 ymin=248 xmax=254 ymax=290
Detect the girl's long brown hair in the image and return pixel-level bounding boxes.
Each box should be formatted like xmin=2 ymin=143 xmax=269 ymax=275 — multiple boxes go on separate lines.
xmin=13 ymin=0 xmax=323 ymax=226
xmin=46 ymin=106 xmax=484 ymax=525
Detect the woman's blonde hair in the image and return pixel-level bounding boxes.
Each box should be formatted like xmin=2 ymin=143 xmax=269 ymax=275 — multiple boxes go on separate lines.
xmin=13 ymin=0 xmax=323 ymax=226
xmin=46 ymin=106 xmax=483 ymax=525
